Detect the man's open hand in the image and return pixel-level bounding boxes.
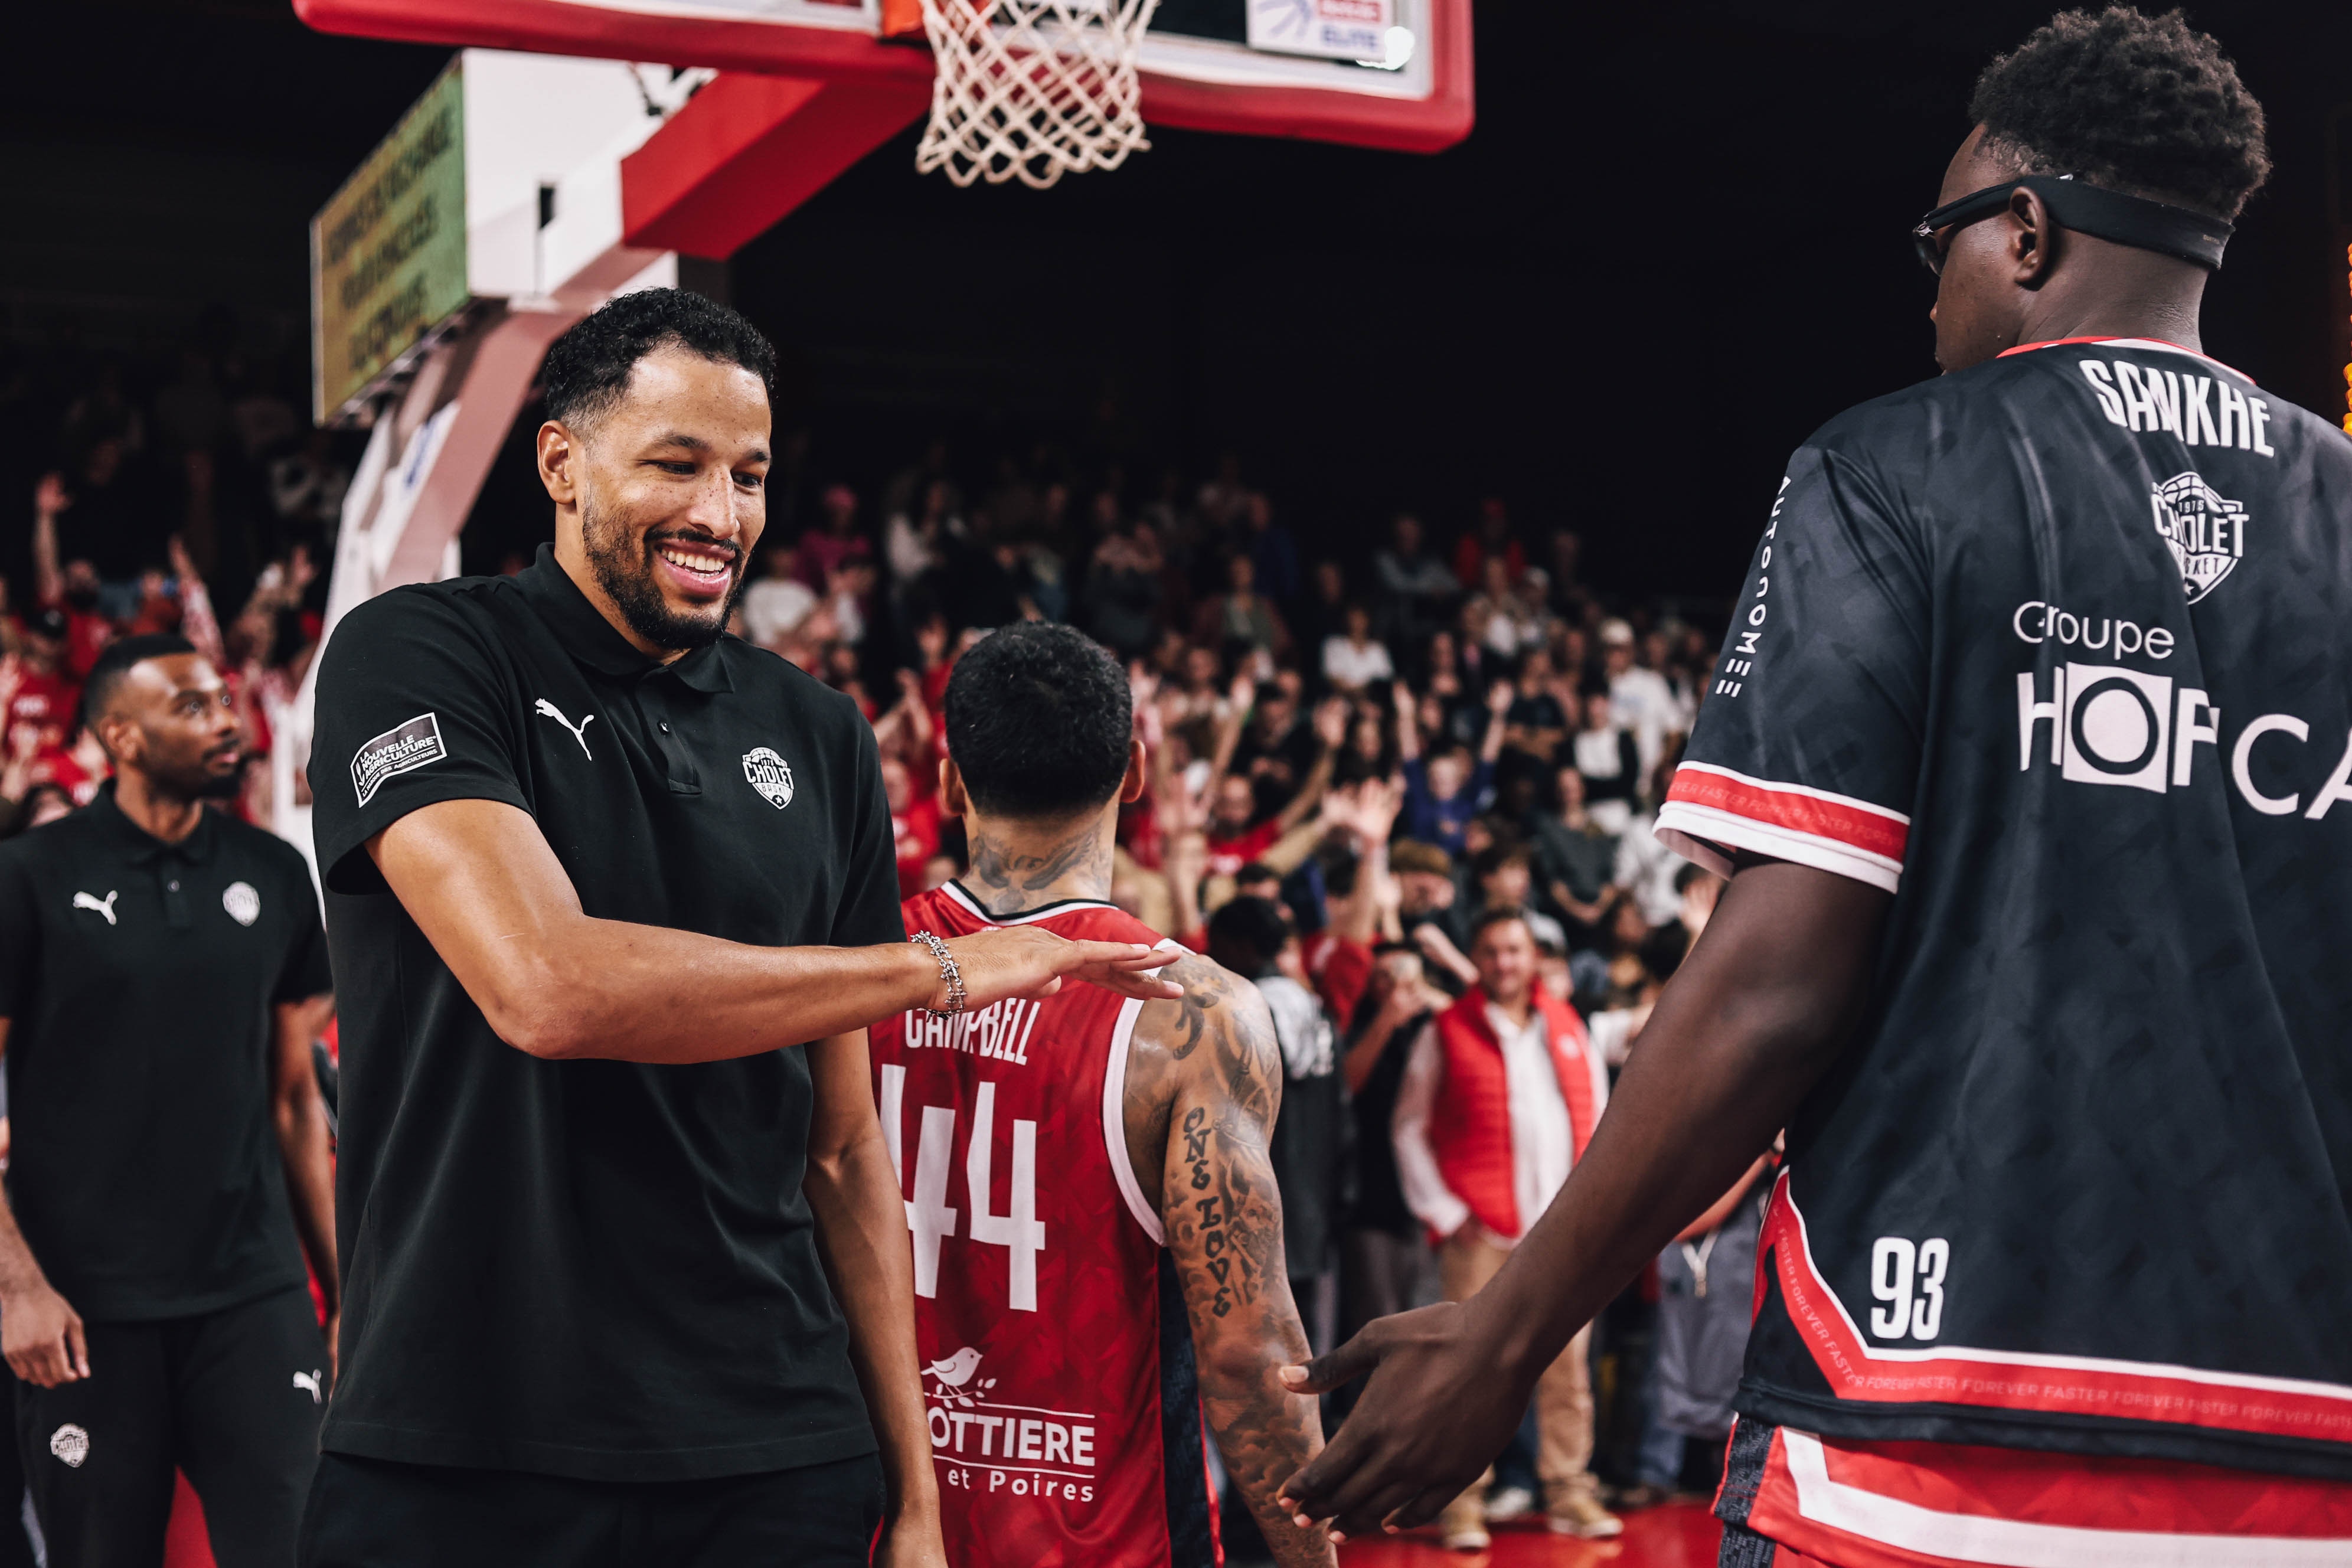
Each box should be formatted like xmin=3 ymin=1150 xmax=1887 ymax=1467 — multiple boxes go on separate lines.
xmin=941 ymin=926 xmax=1182 ymax=1012
xmin=1273 ymin=1301 xmax=1526 ymax=1540
xmin=2 ymin=1279 xmax=89 ymax=1389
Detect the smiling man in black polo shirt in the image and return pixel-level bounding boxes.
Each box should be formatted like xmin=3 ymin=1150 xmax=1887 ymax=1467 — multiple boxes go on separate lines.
xmin=0 ymin=632 xmax=338 ymax=1568
xmin=300 ymin=289 xmax=1176 ymax=1568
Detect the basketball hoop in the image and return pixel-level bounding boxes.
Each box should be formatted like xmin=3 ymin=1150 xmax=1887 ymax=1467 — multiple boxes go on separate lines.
xmin=914 ymin=0 xmax=1160 ymax=190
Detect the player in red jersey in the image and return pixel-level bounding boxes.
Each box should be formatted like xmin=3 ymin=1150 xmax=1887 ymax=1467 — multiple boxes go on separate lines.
xmin=871 ymin=623 xmax=1333 ymax=1568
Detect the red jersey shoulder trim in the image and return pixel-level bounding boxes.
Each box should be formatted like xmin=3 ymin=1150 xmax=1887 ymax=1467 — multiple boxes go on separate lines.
xmin=1660 ymin=763 xmax=1907 ymax=894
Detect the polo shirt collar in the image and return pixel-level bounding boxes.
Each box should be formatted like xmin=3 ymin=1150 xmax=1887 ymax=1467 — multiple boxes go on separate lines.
xmin=88 ymin=780 xmax=218 ymax=865
xmin=515 ymin=545 xmax=734 ymax=694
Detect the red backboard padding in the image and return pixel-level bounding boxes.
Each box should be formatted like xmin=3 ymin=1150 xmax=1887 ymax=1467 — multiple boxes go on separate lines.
xmin=293 ymin=0 xmax=1473 ymax=154
xmin=621 ymin=73 xmax=931 ymax=260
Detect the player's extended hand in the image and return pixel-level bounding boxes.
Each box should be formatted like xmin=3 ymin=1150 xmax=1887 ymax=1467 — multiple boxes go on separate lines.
xmin=2 ymin=1279 xmax=90 ymax=1388
xmin=1273 ymin=1301 xmax=1527 ymax=1541
xmin=940 ymin=926 xmax=1183 ymax=1012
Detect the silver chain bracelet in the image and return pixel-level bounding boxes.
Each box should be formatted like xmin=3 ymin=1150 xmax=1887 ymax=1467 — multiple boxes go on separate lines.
xmin=909 ymin=930 xmax=966 ymax=1018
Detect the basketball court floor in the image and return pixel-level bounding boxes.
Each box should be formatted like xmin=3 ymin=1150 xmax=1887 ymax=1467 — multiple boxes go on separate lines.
xmin=1333 ymin=1504 xmax=1723 ymax=1567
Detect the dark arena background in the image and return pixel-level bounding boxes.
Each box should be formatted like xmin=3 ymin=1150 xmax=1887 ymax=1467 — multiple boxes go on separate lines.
xmin=4 ymin=4 xmax=2351 ymax=1567
xmin=9 ymin=2 xmax=2352 ymax=610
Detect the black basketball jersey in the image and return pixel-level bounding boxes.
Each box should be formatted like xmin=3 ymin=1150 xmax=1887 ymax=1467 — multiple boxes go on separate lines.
xmin=1659 ymin=337 xmax=2352 ymax=1479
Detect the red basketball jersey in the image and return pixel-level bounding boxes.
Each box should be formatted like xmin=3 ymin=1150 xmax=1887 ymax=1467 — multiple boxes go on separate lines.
xmin=871 ymin=883 xmax=1220 ymax=1568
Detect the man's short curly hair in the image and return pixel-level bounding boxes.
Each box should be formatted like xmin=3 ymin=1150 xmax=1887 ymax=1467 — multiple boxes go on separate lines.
xmin=1969 ymin=7 xmax=2269 ymax=221
xmin=540 ymin=288 xmax=776 ymax=432
xmin=944 ymin=623 xmax=1133 ymax=820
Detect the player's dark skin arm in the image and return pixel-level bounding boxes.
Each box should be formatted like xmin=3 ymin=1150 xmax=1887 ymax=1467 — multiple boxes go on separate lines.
xmin=271 ymin=992 xmax=339 ymax=1381
xmin=803 ymin=1028 xmax=946 ymax=1568
xmin=1277 ymin=856 xmax=1889 ymax=1538
xmin=0 ymin=1020 xmax=89 ymax=1386
xmin=1125 ymin=955 xmax=1335 ymax=1568
xmin=367 ymin=798 xmax=1177 ymax=1063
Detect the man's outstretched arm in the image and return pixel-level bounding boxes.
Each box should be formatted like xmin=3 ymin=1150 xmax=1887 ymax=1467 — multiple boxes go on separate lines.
xmin=1277 ymin=855 xmax=1889 ymax=1539
xmin=1128 ymin=956 xmax=1335 ymax=1568
xmin=368 ymin=798 xmax=1180 ymax=1064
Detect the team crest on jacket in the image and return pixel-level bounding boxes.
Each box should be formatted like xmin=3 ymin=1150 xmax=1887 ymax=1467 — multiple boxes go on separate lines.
xmin=222 ymin=881 xmax=261 ymax=927
xmin=741 ymin=747 xmax=795 ymax=808
xmin=2151 ymin=471 xmax=2247 ymax=604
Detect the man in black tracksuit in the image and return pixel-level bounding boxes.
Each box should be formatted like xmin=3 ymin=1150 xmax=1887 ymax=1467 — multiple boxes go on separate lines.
xmin=0 ymin=634 xmax=337 ymax=1567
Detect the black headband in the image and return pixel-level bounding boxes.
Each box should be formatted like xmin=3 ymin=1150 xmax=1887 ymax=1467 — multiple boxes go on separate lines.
xmin=1915 ymin=174 xmax=2233 ymax=270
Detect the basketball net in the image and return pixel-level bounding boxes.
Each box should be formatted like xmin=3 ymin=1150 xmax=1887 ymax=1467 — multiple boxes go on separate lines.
xmin=915 ymin=0 xmax=1160 ymax=189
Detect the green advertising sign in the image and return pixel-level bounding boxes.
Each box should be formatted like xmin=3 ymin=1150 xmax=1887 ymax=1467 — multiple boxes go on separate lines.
xmin=312 ymin=58 xmax=468 ymax=425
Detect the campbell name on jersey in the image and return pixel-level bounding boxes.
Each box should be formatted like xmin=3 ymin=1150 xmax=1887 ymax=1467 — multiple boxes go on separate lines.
xmin=1657 ymin=339 xmax=2352 ymax=1478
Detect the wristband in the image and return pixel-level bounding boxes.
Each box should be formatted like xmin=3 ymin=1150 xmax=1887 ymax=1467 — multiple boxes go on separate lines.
xmin=909 ymin=930 xmax=966 ymax=1018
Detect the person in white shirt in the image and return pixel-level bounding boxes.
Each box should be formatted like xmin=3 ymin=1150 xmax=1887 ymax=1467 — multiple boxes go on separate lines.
xmin=741 ymin=541 xmax=819 ymax=651
xmin=1319 ymin=603 xmax=1395 ymax=692
xmin=1389 ymin=910 xmax=1617 ymax=1546
xmin=1612 ymin=752 xmax=1694 ymax=929
xmin=1598 ymin=619 xmax=1676 ymax=778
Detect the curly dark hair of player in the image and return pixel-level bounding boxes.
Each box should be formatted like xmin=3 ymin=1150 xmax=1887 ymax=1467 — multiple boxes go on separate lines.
xmin=540 ymin=288 xmax=777 ymax=432
xmin=1968 ymin=7 xmax=2269 ymax=220
xmin=943 ymin=622 xmax=1134 ymax=820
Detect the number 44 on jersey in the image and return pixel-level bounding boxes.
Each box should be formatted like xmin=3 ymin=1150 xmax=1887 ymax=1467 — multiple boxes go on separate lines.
xmin=879 ymin=1066 xmax=1047 ymax=1311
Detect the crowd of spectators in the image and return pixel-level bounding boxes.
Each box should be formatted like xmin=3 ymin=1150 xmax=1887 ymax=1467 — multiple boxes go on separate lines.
xmin=779 ymin=453 xmax=1724 ymax=1048
xmin=2 ymin=327 xmax=1746 ymax=1518
xmin=0 ymin=324 xmax=335 ymax=844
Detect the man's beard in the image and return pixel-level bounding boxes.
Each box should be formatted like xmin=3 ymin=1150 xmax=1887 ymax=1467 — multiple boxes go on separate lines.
xmin=581 ymin=492 xmax=744 ymax=653
xmin=151 ymin=753 xmax=243 ymax=803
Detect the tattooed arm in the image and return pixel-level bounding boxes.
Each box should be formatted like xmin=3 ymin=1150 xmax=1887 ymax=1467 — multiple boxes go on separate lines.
xmin=1125 ymin=956 xmax=1334 ymax=1568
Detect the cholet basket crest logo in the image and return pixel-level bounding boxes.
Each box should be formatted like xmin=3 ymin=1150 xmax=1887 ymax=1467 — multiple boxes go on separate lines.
xmin=741 ymin=747 xmax=795 ymax=809
xmin=2151 ymin=471 xmax=2248 ymax=604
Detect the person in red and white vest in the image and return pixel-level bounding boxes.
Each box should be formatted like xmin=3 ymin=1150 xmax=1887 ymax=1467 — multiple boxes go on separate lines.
xmin=1391 ymin=906 xmax=1615 ymax=1547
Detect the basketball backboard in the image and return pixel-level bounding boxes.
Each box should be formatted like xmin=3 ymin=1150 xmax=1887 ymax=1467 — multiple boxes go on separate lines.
xmin=293 ymin=0 xmax=1473 ymax=154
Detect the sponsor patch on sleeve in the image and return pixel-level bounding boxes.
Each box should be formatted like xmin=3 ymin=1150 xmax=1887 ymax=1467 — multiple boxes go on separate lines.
xmin=352 ymin=713 xmax=447 ymax=806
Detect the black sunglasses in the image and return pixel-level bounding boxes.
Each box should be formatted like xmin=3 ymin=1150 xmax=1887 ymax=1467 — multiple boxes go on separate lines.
xmin=1911 ymin=174 xmax=2233 ymax=276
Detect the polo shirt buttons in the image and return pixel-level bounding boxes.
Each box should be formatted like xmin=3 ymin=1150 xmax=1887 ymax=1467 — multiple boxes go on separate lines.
xmin=659 ymin=722 xmax=671 ymax=733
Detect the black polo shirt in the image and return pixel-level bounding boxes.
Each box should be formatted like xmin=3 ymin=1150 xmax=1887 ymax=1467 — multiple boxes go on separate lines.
xmin=309 ymin=545 xmax=904 ymax=1482
xmin=0 ymin=785 xmax=331 ymax=1321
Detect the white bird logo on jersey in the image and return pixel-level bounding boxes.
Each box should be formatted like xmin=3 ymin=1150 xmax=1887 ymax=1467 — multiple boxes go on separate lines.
xmin=292 ymin=1370 xmax=323 ymax=1404
xmin=924 ymin=1347 xmax=999 ymax=1408
xmin=534 ymin=699 xmax=596 ymax=759
xmin=72 ymin=891 xmax=117 ymax=926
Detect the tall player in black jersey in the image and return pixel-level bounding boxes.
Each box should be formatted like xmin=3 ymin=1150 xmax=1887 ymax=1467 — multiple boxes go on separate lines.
xmin=1283 ymin=10 xmax=2352 ymax=1564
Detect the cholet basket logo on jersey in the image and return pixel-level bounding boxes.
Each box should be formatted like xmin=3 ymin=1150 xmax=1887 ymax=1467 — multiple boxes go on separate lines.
xmin=741 ymin=747 xmax=794 ymax=809
xmin=2151 ymin=471 xmax=2248 ymax=604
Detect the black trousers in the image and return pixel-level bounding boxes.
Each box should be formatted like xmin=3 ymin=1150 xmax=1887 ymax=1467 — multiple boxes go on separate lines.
xmin=16 ymin=1285 xmax=327 ymax=1568
xmin=298 ymin=1450 xmax=887 ymax=1568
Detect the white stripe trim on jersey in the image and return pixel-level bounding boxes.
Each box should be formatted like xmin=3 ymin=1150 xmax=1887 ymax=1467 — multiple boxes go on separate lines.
xmin=937 ymin=881 xmax=1120 ymax=926
xmin=1100 ymin=939 xmax=1189 ymax=1250
xmin=1779 ymin=1428 xmax=2352 ymax=1566
xmin=1658 ymin=802 xmax=1903 ymax=895
xmin=1777 ymin=1177 xmax=2352 ymax=1402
